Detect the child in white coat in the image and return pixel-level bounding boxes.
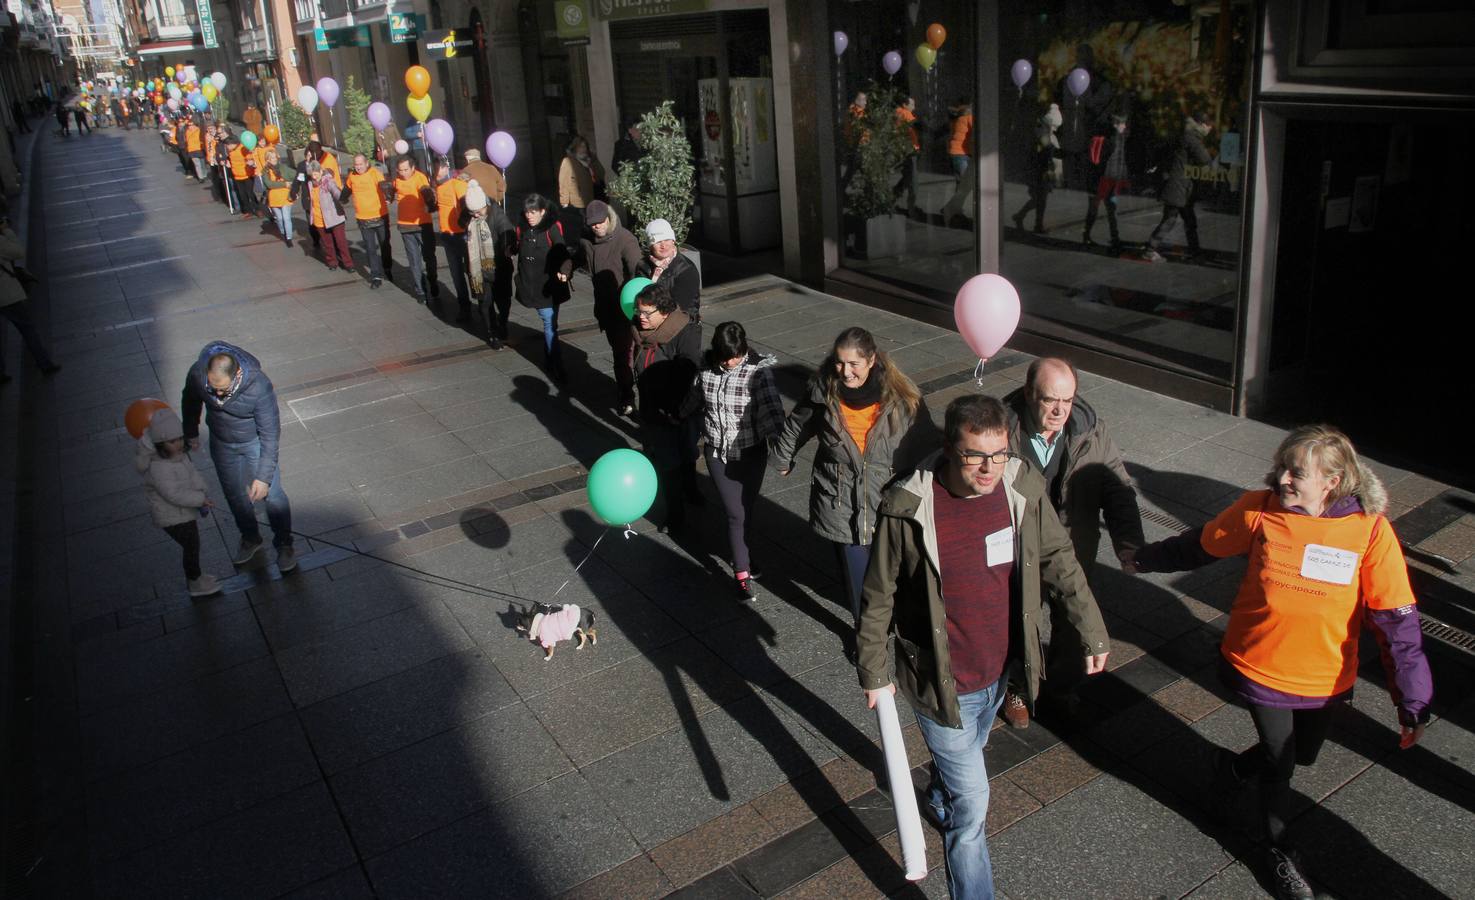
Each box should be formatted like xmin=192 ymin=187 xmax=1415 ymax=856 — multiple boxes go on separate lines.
xmin=135 ymin=406 xmax=222 ymax=597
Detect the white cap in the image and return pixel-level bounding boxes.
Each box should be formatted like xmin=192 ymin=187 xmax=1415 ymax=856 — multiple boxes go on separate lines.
xmin=646 ymin=218 xmax=676 ymax=243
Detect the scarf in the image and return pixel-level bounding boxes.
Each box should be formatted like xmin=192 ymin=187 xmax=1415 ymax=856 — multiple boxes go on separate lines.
xmin=635 ymin=309 xmax=690 ymax=352
xmin=466 ymin=215 xmax=497 ymax=294
xmin=837 ymin=373 xmax=883 ymax=409
xmin=647 ymin=252 xmax=674 ymax=282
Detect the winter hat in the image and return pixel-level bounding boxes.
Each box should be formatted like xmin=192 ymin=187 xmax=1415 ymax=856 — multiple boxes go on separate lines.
xmin=463 ymin=148 xmax=482 ymax=162
xmin=584 ymin=200 xmax=610 ymax=226
xmin=147 ymin=406 xmax=184 ymax=443
xmin=465 ymin=180 xmax=487 ymax=212
xmin=646 ymin=218 xmax=676 ymax=244
xmin=1042 ymin=103 xmax=1063 ymax=128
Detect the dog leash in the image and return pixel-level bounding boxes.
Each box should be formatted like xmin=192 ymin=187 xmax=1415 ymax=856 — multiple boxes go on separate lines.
xmin=549 ymin=524 xmax=636 ymax=599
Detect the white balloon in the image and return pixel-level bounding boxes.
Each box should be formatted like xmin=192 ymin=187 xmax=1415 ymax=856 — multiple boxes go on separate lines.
xmin=167 ymin=83 xmax=182 ymax=100
xmin=297 ymin=85 xmax=319 ymax=114
xmin=210 ymin=71 xmax=227 ymax=91
xmin=393 ymin=139 xmax=409 ymax=155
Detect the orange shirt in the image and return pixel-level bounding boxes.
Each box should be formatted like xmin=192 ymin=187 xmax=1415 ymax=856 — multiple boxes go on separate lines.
xmin=1201 ymin=490 xmax=1416 ymax=698
xmin=185 ymin=124 xmax=202 ymax=153
xmin=320 ymin=151 xmax=340 ymax=181
xmin=840 ymin=401 xmax=882 ymax=455
xmin=253 ymin=144 xmax=271 ymax=175
xmin=228 ymin=145 xmax=251 ymax=180
xmin=344 ymin=168 xmax=387 ymax=220
xmin=436 ymin=177 xmax=468 ymax=234
xmin=948 ymin=114 xmax=974 ymax=157
xmin=265 ymin=166 xmax=291 ymax=208
xmin=896 ymin=107 xmax=919 ymax=151
xmin=393 ymin=171 xmax=432 ymax=226
xmin=309 ymin=175 xmax=327 ymax=228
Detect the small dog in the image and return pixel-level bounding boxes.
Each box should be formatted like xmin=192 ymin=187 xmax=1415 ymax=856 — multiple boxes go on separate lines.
xmin=515 ymin=602 xmax=597 ymax=661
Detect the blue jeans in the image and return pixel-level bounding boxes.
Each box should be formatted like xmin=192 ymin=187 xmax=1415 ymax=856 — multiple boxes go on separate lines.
xmin=209 ymin=438 xmax=293 ymax=548
xmin=914 ymin=677 xmax=1007 ymax=900
xmin=440 ymin=232 xmax=470 ymax=307
xmin=951 ymin=154 xmax=970 ymax=178
xmin=401 ymin=225 xmax=438 ymax=298
xmin=536 ymin=305 xmax=563 ymax=370
xmin=835 ymin=542 xmax=871 ymax=626
xmin=270 ymin=204 xmax=293 ymax=243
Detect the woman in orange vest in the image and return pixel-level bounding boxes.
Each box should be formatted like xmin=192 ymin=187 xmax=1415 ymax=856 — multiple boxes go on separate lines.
xmin=304 ymin=160 xmax=351 ymax=271
xmin=184 ymin=116 xmax=206 ymax=182
xmin=434 ymin=157 xmax=471 ymax=321
xmin=1127 ymin=425 xmax=1431 ymax=898
xmin=226 ymin=138 xmax=258 ymax=218
xmin=261 ymin=149 xmax=294 ymax=248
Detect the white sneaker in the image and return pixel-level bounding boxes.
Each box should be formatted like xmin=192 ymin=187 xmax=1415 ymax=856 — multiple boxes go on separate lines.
xmin=276 ymin=545 xmax=298 ymax=573
xmin=187 ymin=574 xmax=222 ymax=597
xmin=232 ymin=539 xmax=265 ymax=565
xmin=1143 ymin=248 xmax=1166 ymax=263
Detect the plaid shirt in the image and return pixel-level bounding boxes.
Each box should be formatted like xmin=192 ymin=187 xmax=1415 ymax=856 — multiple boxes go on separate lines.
xmin=699 ymin=353 xmax=785 ymax=463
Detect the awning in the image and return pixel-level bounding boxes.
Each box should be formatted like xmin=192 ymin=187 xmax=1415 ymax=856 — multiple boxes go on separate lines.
xmin=137 ymin=39 xmax=200 ymax=55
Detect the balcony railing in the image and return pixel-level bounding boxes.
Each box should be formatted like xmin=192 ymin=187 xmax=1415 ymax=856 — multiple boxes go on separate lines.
xmin=238 ymin=24 xmax=273 ymax=59
xmin=293 ymin=0 xmax=317 ymax=24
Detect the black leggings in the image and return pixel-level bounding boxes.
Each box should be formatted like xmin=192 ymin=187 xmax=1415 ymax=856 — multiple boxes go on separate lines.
xmin=164 ymin=520 xmax=202 ymax=580
xmin=705 ymin=443 xmax=767 ymax=575
xmin=1234 ymin=703 xmax=1335 ymax=845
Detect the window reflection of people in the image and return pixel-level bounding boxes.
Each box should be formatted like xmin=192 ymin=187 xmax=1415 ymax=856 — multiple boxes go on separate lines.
xmin=1010 ymin=104 xmax=1061 ymax=234
xmin=1057 ymin=44 xmax=1113 ymax=192
xmin=894 ymin=96 xmax=921 ymax=217
xmin=1083 ymin=112 xmax=1131 ymax=252
xmin=941 ymin=100 xmax=975 ymax=228
xmin=839 ymin=91 xmax=868 ymax=192
xmin=1146 ymin=112 xmax=1213 ymax=262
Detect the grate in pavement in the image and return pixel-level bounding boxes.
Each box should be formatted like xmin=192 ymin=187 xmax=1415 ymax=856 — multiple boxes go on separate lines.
xmin=1420 ymin=616 xmax=1475 ymax=657
xmin=1139 ymin=506 xmax=1191 ymax=533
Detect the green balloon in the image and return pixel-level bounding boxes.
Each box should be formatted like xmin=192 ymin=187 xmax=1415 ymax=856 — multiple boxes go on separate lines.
xmin=241 ymin=130 xmax=258 ymax=151
xmin=586 ymin=448 xmax=658 ymax=526
xmin=619 ymin=277 xmax=654 ymax=320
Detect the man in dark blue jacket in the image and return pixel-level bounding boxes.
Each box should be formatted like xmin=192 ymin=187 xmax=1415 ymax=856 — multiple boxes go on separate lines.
xmin=182 ymin=341 xmax=297 ymax=572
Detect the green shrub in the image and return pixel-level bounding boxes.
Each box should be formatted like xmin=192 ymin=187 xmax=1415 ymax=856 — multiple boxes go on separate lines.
xmin=209 ymin=94 xmax=231 ymax=126
xmin=277 ymin=99 xmax=312 ymax=149
xmin=342 ymin=76 xmax=375 ymax=159
xmin=609 ymin=100 xmax=695 ymax=245
xmin=843 ymin=83 xmax=913 ymax=220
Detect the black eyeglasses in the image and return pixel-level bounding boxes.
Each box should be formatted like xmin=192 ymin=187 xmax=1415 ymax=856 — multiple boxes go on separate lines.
xmin=956 ymin=449 xmax=1015 ymax=466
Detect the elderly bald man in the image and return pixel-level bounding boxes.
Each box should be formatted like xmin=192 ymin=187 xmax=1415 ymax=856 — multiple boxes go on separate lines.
xmin=1000 ymin=357 xmax=1143 ymax=727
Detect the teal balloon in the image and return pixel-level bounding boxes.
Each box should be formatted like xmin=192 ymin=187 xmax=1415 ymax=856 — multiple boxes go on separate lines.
xmin=586 ymin=448 xmax=658 ymax=526
xmin=619 ymin=277 xmax=654 ymax=320
xmin=241 ymin=130 xmax=258 ymax=151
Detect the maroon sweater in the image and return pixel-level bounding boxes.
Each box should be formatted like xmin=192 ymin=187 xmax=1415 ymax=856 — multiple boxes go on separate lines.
xmin=932 ymin=476 xmax=1015 ymax=694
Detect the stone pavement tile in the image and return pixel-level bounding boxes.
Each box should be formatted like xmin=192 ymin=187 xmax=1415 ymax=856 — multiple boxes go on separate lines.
xmin=664 ymin=866 xmax=763 ymax=899
xmin=528 ymin=636 xmax=755 ymax=767
xmin=251 ymin=568 xmax=429 ymax=652
xmin=989 ymin=772 xmax=1232 ymax=897
xmin=1183 ymin=862 xmax=1273 ymax=898
xmin=74 ymin=606 xmax=269 ymax=714
xmin=274 ymin=598 xmax=475 ymax=708
xmin=766 ymin=656 xmax=901 ymax=758
xmin=1294 ymin=762 xmax=1474 ymax=900
xmin=298 ymin=393 xmax=428 ymax=439
xmin=313 ymin=411 xmax=450 ymax=460
xmin=728 ymin=805 xmax=888 ymax=898
xmin=364 ymin=770 xmax=640 ymax=899
xmin=650 ymin=803 xmax=778 ymax=889
xmin=277 ymin=865 xmax=377 ymax=899
xmin=344 ymin=431 xmax=480 ymax=487
xmin=90 ymin=780 xmax=357 ymax=900
xmin=356 ymin=455 xmax=501 ymax=521
xmin=73 ymin=615 xmax=165 ymax=658
xmin=292 ymin=488 xmax=389 ymax=537
xmin=983 ymin=774 xmax=1044 ymax=837
xmin=300 ymin=646 xmax=520 ymax=776
xmin=84 ymin=713 xmax=321 ymax=862
xmin=750 ymin=756 xmax=880 ymax=836
xmin=65 ymin=509 xmax=172 ymax=561
xmin=1418 ymin=520 xmax=1475 ymax=565
xmin=1151 ymin=676 xmax=1227 ymax=724
xmin=581 ymin=692 xmax=838 ymax=847
xmin=1100 ymin=415 xmax=1205 ymax=465
xmin=1143 ymin=441 xmax=1276 ymax=513
xmin=701 ymin=598 xmax=850 ymax=690
xmin=1099 ymin=612 xmax=1163 ymax=669
xmin=1203 ymin=418 xmax=1287 ymax=461
xmin=404 ymin=373 xmax=516 ymax=412
xmin=79 ymin=656 xmax=294 ymax=781
xmin=330 ymin=700 xmax=573 ymax=857
xmin=560 ymin=853 xmax=675 ymax=900
xmin=1004 ymin=743 xmax=1103 ymax=805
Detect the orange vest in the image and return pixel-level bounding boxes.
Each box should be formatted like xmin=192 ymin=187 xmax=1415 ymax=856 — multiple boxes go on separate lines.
xmin=1202 ymin=490 xmax=1417 ymax=698
xmin=265 ymin=166 xmax=291 ymax=208
xmin=896 ymin=107 xmax=919 ymax=151
xmin=436 ymin=178 xmax=468 ymax=234
xmin=345 ymin=168 xmax=387 ymax=220
xmin=228 ymin=146 xmax=251 ymax=180
xmin=393 ymin=171 xmax=432 ymax=226
xmin=186 ymin=124 xmax=202 ymax=153
xmin=948 ymin=114 xmax=975 ymax=157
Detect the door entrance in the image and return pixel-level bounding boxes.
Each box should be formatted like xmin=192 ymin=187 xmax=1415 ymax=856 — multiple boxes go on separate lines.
xmin=1265 ymin=111 xmax=1475 ymax=486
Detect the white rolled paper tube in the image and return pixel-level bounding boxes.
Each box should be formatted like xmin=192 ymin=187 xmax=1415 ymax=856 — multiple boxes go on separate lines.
xmin=873 ymin=689 xmax=927 ymax=880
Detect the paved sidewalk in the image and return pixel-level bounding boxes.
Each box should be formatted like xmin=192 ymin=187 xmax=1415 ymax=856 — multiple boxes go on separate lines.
xmin=5 ymin=125 xmax=1475 ymax=900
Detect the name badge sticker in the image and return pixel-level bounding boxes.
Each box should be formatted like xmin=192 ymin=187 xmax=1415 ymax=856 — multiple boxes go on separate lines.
xmin=985 ymin=526 xmax=1014 ymax=567
xmin=1300 ymin=543 xmax=1359 ymax=585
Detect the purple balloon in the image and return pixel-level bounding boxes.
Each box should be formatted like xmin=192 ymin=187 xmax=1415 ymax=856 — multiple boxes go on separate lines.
xmin=486 ymin=130 xmax=516 ymax=169
xmin=425 ymin=118 xmax=455 ymax=156
xmin=1011 ymin=59 xmax=1033 ymax=89
xmin=367 ymin=101 xmax=391 ymax=131
xmin=316 ymin=77 xmax=340 ymax=109
xmin=175 ymin=70 xmax=187 ymax=84
xmin=833 ymin=31 xmax=848 ymax=57
xmin=1067 ymin=67 xmax=1091 ymax=97
xmin=882 ymin=50 xmax=902 ymax=76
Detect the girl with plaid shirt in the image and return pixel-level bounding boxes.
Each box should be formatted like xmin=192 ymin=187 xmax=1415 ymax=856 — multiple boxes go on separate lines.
xmin=696 ymin=322 xmax=786 ymax=600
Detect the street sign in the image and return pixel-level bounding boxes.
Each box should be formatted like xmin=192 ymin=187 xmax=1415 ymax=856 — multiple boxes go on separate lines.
xmin=555 ymin=0 xmax=589 ymax=42
xmin=315 ymin=25 xmax=371 ymax=50
xmin=196 ymin=0 xmax=218 ymax=48
xmin=388 ymin=12 xmax=422 ymax=44
xmin=421 ymin=28 xmax=475 ymax=60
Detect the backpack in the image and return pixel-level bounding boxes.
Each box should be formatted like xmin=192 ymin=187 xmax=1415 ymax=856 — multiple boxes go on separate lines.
xmin=516 ymin=219 xmax=564 ymax=248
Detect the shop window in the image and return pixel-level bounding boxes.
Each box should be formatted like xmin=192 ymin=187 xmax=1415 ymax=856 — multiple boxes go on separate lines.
xmin=998 ymin=1 xmax=1253 ymax=382
xmin=829 ymin=0 xmax=979 ymax=297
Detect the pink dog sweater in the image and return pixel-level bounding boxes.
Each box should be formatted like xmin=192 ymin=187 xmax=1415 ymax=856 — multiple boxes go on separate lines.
xmin=535 ymin=605 xmax=581 ymax=649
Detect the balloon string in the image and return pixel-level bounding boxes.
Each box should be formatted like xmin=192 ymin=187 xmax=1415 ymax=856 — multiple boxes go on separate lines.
xmin=551 ymin=528 xmax=607 ymax=599
xmin=973 ymin=358 xmax=986 ymax=385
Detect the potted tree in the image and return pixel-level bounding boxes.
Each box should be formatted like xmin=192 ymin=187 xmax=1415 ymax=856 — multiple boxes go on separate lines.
xmin=843 ymin=82 xmax=912 ymax=259
xmin=609 ymin=100 xmax=700 ymax=273
xmin=341 ymin=76 xmax=376 ymax=162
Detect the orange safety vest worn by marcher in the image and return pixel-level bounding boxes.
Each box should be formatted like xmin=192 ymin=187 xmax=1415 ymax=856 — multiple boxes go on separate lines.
xmin=265 ymin=167 xmax=291 ymax=208
xmin=186 ymin=124 xmax=202 ymax=153
xmin=309 ymin=174 xmax=327 ymax=228
xmin=948 ymin=114 xmax=974 ymax=156
xmin=228 ymin=145 xmax=251 ymax=180
xmin=253 ymin=144 xmax=270 ymax=175
xmin=345 ymin=168 xmax=387 ymax=220
xmin=321 ymin=152 xmax=341 ymax=182
xmin=436 ymin=177 xmax=468 ymax=234
xmin=1200 ymin=490 xmax=1417 ymax=699
xmin=896 ymin=106 xmax=919 ymax=151
xmin=394 ymin=171 xmax=432 ymax=227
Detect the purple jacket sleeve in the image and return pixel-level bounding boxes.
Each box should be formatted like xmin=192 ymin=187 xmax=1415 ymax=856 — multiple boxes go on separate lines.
xmin=1365 ymin=605 xmax=1433 ymax=726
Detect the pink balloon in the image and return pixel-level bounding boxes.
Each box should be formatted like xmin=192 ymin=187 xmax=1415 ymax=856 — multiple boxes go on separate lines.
xmin=882 ymin=51 xmax=903 ymax=76
xmin=953 ymin=274 xmax=1021 ymax=360
xmin=486 ymin=131 xmax=516 ymax=169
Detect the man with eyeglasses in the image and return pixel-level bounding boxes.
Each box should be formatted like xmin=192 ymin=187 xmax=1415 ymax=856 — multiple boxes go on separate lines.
xmin=999 ymin=357 xmax=1143 ymax=728
xmin=181 ymin=341 xmax=297 ymax=574
xmin=858 ymin=393 xmax=1108 ymax=900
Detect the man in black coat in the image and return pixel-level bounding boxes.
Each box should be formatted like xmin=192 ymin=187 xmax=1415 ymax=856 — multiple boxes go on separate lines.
xmin=579 ymin=200 xmax=642 ymax=414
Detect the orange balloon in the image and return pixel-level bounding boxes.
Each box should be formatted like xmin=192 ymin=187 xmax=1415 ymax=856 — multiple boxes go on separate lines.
xmin=926 ymin=23 xmax=947 ymax=50
xmin=125 ymin=398 xmax=171 ymax=440
xmin=263 ymin=124 xmax=280 ymax=143
xmin=405 ymin=65 xmax=431 ymax=98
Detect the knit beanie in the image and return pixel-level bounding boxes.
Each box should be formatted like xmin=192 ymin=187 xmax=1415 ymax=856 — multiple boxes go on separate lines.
xmin=147 ymin=407 xmax=184 ymax=443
